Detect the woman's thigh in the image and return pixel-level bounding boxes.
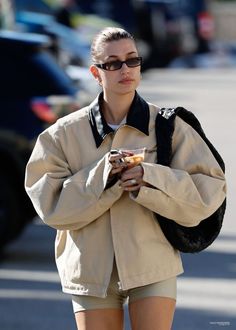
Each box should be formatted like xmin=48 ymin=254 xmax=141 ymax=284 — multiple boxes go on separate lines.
xmin=129 ymin=296 xmax=176 ymax=330
xmin=128 ymin=276 xmax=177 ymax=330
xmin=75 ymin=308 xmax=124 ymax=330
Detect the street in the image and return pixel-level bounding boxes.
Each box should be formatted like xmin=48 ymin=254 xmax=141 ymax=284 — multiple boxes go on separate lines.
xmin=0 ymin=69 xmax=236 ymax=329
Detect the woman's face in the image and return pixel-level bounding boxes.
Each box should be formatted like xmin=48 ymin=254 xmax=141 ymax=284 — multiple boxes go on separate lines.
xmin=90 ymin=38 xmax=141 ymax=97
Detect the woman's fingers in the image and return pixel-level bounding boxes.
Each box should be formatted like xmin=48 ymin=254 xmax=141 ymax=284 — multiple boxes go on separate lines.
xmin=120 ymin=165 xmax=144 ymax=182
xmin=108 ymin=151 xmax=128 ymax=181
xmin=108 ymin=152 xmax=144 ymax=187
xmin=119 ymin=165 xmax=144 ymax=191
xmin=119 ymin=180 xmax=142 ymax=191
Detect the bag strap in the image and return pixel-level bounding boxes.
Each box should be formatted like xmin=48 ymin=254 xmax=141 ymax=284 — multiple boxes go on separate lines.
xmin=155 ymin=108 xmax=176 ymax=167
xmin=156 ymin=107 xmax=225 ymax=172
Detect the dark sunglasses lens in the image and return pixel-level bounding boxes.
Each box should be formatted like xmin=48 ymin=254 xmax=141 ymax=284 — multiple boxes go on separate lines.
xmin=104 ymin=57 xmax=142 ymax=71
xmin=126 ymin=57 xmax=142 ymax=67
xmin=106 ymin=61 xmax=122 ymax=71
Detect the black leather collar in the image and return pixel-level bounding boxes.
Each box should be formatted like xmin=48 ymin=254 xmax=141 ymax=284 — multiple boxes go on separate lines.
xmin=88 ymin=91 xmax=150 ymax=148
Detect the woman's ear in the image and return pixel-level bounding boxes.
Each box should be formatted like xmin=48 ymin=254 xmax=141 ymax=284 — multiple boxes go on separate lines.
xmin=90 ymin=65 xmax=101 ymax=84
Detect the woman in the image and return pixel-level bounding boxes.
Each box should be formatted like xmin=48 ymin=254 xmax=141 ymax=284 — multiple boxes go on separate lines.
xmin=25 ymin=27 xmax=226 ymax=330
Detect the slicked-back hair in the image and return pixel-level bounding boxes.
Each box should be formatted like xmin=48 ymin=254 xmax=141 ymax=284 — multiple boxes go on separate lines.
xmin=91 ymin=27 xmax=135 ymax=63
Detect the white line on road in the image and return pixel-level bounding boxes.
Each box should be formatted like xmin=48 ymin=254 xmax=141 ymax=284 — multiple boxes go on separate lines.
xmin=0 ymin=289 xmax=70 ymax=301
xmin=177 ymin=277 xmax=236 ymax=315
xmin=0 ymin=269 xmax=60 ymax=282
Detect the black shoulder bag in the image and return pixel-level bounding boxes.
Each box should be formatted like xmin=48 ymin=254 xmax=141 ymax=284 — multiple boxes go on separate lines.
xmin=155 ymin=107 xmax=226 ymax=253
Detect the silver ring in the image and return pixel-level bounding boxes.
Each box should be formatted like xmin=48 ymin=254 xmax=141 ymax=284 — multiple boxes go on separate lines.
xmin=130 ymin=179 xmax=137 ymax=185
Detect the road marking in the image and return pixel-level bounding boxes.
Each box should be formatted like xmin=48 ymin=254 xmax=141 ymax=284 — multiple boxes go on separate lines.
xmin=0 ymin=289 xmax=70 ymax=301
xmin=177 ymin=277 xmax=236 ymax=315
xmin=0 ymin=269 xmax=60 ymax=282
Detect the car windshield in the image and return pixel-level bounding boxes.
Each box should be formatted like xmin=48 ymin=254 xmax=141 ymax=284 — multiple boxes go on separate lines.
xmin=0 ymin=48 xmax=77 ymax=98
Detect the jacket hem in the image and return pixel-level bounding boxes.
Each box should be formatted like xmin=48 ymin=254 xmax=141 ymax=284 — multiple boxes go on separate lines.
xmin=62 ymin=285 xmax=108 ymax=298
xmin=119 ymin=267 xmax=184 ymax=291
xmin=60 ymin=267 xmax=184 ymax=297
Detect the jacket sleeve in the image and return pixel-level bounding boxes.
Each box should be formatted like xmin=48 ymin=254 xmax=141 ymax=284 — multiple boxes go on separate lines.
xmin=25 ymin=130 xmax=123 ymax=231
xmin=131 ymin=116 xmax=227 ymax=227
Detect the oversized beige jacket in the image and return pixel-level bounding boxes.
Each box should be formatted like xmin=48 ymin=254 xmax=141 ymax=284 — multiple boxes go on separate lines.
xmin=25 ymin=92 xmax=226 ymax=297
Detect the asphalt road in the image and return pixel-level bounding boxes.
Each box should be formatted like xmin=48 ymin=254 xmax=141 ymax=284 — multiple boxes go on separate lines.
xmin=0 ymin=69 xmax=236 ymax=330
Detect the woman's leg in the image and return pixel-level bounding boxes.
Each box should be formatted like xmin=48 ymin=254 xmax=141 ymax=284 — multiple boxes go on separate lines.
xmin=128 ymin=276 xmax=177 ymax=330
xmin=75 ymin=308 xmax=124 ymax=330
xmin=129 ymin=296 xmax=176 ymax=330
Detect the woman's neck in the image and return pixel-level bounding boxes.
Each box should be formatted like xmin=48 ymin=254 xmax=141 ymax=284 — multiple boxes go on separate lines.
xmin=102 ymin=91 xmax=135 ymax=125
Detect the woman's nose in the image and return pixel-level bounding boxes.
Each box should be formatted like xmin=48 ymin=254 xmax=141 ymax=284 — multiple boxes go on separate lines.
xmin=120 ymin=62 xmax=130 ymax=73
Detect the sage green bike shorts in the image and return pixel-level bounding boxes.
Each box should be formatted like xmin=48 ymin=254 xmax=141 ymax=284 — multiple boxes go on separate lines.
xmin=72 ymin=261 xmax=176 ymax=313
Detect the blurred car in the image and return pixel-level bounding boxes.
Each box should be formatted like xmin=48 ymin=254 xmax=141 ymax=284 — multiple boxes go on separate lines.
xmin=132 ymin=0 xmax=214 ymax=68
xmin=0 ymin=30 xmax=86 ymax=251
xmin=16 ymin=11 xmax=91 ymax=67
xmin=14 ymin=10 xmax=114 ymax=96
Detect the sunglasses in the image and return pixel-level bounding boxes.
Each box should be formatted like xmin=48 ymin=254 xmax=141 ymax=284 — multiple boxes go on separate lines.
xmin=95 ymin=56 xmax=142 ymax=71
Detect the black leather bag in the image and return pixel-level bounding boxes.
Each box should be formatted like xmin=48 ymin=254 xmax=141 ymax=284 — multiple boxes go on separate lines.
xmin=155 ymin=107 xmax=226 ymax=253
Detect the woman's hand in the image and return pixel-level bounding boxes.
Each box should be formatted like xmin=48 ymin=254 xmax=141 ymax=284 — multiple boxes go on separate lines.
xmin=108 ymin=150 xmax=149 ymax=194
xmin=108 ymin=150 xmax=128 ymax=177
xmin=119 ymin=165 xmax=145 ymax=192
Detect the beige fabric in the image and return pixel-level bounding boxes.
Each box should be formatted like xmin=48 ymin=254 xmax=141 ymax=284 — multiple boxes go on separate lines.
xmin=25 ymin=102 xmax=226 ymax=297
xmin=72 ymin=260 xmax=177 ymax=312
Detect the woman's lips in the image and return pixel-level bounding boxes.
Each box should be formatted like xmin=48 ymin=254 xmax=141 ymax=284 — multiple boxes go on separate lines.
xmin=119 ymin=79 xmax=134 ymax=84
